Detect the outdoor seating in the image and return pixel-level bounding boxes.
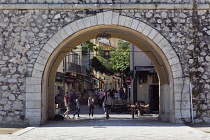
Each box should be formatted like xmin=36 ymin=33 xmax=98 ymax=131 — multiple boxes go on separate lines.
xmin=134 ymin=101 xmax=149 ymax=116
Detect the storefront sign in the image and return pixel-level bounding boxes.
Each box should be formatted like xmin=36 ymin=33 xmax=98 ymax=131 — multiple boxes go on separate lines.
xmin=65 ymin=78 xmax=75 ymax=83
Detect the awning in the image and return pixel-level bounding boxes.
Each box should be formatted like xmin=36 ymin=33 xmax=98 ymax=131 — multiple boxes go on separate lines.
xmin=135 ymin=66 xmax=156 ymax=72
xmin=84 ymin=79 xmax=94 ymax=83
xmin=93 ymin=75 xmax=104 ymax=84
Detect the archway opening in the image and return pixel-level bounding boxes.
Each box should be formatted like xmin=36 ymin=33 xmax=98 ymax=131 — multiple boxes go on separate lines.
xmin=41 ymin=25 xmax=173 ymax=124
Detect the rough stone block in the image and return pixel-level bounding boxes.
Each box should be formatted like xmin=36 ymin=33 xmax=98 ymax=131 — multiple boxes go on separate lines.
xmin=26 ymin=100 xmax=41 ymax=109
xmin=130 ymin=19 xmax=139 ymax=30
xmin=104 ymin=11 xmax=112 ymax=25
xmin=112 ymin=12 xmax=119 ymax=25
xmin=26 ymin=93 xmax=41 ymax=101
xmin=63 ymin=24 xmax=74 ymax=36
xmin=97 ymin=12 xmax=104 ymax=25
xmin=148 ymin=28 xmax=158 ymax=40
xmin=69 ymin=22 xmax=79 ymax=33
xmin=12 ymin=101 xmax=23 ymax=110
xmin=142 ymin=25 xmax=152 ymax=36
xmin=203 ymin=117 xmax=210 ymax=123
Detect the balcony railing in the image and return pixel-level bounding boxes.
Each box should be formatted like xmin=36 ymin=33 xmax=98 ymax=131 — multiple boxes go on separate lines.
xmin=64 ymin=62 xmax=87 ymax=75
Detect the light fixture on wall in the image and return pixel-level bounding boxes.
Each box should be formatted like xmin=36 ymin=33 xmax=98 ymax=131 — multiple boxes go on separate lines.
xmin=139 ymin=78 xmax=142 ymax=87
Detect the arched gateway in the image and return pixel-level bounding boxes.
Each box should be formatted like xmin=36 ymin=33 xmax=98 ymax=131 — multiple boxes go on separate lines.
xmin=25 ymin=11 xmax=190 ymax=125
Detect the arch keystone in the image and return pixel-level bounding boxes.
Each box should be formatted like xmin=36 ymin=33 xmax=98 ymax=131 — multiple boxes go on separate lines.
xmin=112 ymin=12 xmax=120 ymax=25
xmin=118 ymin=15 xmax=126 ymax=26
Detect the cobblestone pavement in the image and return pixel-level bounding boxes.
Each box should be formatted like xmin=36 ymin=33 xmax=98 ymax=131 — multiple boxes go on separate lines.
xmin=1 ymin=105 xmax=210 ymax=140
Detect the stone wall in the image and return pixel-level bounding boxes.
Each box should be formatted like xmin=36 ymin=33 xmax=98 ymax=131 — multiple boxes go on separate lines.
xmin=0 ymin=2 xmax=210 ymax=125
xmin=0 ymin=0 xmax=209 ymax=4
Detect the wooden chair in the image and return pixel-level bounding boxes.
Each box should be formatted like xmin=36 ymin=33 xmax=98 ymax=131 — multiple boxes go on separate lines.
xmin=139 ymin=104 xmax=150 ymax=115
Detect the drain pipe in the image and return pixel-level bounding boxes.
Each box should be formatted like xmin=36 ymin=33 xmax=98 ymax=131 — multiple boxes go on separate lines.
xmin=190 ymin=82 xmax=194 ymax=124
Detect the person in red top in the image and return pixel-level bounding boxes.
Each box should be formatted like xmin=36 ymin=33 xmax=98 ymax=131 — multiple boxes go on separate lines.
xmin=63 ymin=92 xmax=70 ymax=118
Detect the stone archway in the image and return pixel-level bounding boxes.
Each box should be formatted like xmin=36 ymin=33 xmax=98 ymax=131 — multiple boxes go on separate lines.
xmin=25 ymin=11 xmax=190 ymax=125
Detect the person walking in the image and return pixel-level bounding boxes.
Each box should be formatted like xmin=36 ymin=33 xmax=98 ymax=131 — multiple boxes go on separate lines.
xmin=101 ymin=92 xmax=107 ymax=114
xmin=119 ymin=87 xmax=125 ymax=100
xmin=103 ymin=92 xmax=113 ymax=119
xmin=98 ymin=90 xmax=104 ymax=108
xmin=73 ymin=96 xmax=80 ymax=119
xmin=63 ymin=92 xmax=70 ymax=119
xmin=88 ymin=94 xmax=94 ymax=118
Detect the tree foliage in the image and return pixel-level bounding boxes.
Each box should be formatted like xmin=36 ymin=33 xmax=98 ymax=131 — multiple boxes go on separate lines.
xmin=91 ymin=40 xmax=130 ymax=76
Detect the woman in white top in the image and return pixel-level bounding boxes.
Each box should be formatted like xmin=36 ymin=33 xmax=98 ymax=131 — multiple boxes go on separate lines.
xmin=114 ymin=91 xmax=120 ymax=100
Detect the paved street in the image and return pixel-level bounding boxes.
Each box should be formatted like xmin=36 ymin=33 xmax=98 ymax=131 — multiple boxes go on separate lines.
xmin=1 ymin=105 xmax=210 ymax=140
